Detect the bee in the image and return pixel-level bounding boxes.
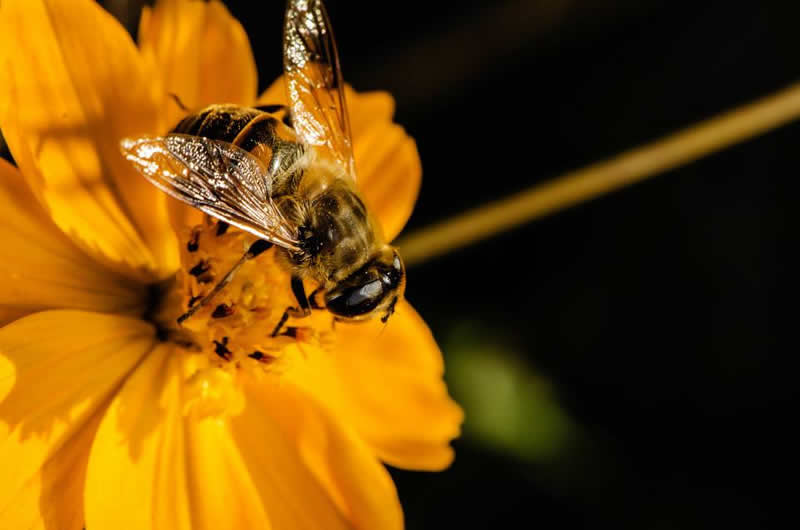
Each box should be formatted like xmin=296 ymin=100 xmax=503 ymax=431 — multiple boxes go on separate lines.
xmin=121 ymin=0 xmax=405 ymax=336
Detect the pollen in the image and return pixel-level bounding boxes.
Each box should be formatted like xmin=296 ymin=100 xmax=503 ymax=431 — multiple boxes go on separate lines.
xmin=153 ymin=218 xmax=335 ymax=377
xmin=182 ymin=356 xmax=245 ymax=420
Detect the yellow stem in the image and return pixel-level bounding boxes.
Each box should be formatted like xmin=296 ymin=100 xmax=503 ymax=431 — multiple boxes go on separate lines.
xmin=397 ymin=81 xmax=800 ymax=266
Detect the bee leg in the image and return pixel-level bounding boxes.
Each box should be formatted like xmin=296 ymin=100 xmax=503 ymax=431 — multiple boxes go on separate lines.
xmin=168 ymin=93 xmax=189 ymax=112
xmin=177 ymin=240 xmax=273 ymax=325
xmin=281 ymin=327 xmax=300 ymax=339
xmin=215 ymin=220 xmax=230 ymax=236
xmin=309 ymin=287 xmax=325 ymax=310
xmin=270 ymin=275 xmax=312 ymax=337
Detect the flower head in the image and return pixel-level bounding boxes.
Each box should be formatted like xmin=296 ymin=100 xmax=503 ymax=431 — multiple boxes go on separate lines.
xmin=0 ymin=1 xmax=463 ymax=528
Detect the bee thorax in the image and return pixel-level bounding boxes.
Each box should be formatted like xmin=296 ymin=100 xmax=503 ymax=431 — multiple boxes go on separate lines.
xmin=284 ymin=184 xmax=379 ymax=285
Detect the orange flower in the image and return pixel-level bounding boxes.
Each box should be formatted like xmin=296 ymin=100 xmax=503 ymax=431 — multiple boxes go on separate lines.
xmin=0 ymin=1 xmax=462 ymax=528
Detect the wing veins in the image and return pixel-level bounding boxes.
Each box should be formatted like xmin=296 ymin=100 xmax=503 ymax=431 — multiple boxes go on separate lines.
xmin=121 ymin=135 xmax=299 ymax=250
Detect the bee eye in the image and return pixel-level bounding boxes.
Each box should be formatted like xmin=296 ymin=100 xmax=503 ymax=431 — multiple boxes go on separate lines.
xmin=326 ymin=279 xmax=384 ymax=318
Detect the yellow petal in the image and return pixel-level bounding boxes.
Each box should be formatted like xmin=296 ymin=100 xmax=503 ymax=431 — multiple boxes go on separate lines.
xmin=352 ymin=121 xmax=421 ymax=241
xmin=85 ymin=346 xmax=194 ymax=530
xmin=234 ymin=376 xmax=404 ymax=530
xmin=283 ymin=300 xmax=464 ymax=471
xmin=0 ymin=160 xmax=147 ymax=326
xmin=139 ymin=0 xmax=258 ymax=129
xmin=0 ymin=311 xmax=156 ymax=528
xmin=184 ymin=419 xmax=272 ymax=529
xmin=255 ymin=77 xmax=286 ymax=107
xmin=346 ymin=90 xmax=396 ymax=140
xmin=0 ymin=412 xmax=101 ymax=530
xmin=223 ymin=379 xmax=356 ymax=530
xmin=86 ymin=349 xmax=357 ymax=530
xmin=258 ymin=79 xmax=420 ymax=240
xmin=0 ymin=0 xmax=178 ymax=280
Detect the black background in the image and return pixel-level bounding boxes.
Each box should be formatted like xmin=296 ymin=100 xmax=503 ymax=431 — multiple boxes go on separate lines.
xmin=8 ymin=1 xmax=798 ymax=528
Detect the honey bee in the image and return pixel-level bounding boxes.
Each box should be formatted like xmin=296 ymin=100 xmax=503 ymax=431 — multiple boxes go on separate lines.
xmin=121 ymin=0 xmax=405 ymax=336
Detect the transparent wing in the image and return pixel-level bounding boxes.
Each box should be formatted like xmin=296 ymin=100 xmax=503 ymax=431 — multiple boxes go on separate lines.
xmin=284 ymin=0 xmax=356 ymax=179
xmin=120 ymin=134 xmax=299 ymax=250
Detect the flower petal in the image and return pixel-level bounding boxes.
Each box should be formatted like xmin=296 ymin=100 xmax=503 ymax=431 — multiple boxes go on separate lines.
xmin=0 ymin=0 xmax=178 ymax=280
xmin=283 ymin=300 xmax=464 ymax=471
xmin=184 ymin=418 xmax=272 ymax=529
xmin=86 ymin=349 xmax=360 ymax=530
xmin=347 ymin=91 xmax=396 ymax=140
xmin=0 ymin=160 xmax=146 ymax=326
xmin=255 ymin=77 xmax=285 ymax=107
xmin=139 ymin=0 xmax=258 ymax=129
xmin=85 ymin=345 xmax=195 ymax=530
xmin=0 ymin=412 xmax=100 ymax=530
xmin=232 ymin=375 xmax=404 ymax=530
xmin=352 ymin=120 xmax=421 ymax=241
xmin=0 ymin=311 xmax=156 ymax=529
xmin=258 ymin=80 xmax=420 ymax=240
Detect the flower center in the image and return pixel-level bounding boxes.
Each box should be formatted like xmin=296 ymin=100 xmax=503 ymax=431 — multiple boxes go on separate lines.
xmin=150 ymin=218 xmax=335 ymax=371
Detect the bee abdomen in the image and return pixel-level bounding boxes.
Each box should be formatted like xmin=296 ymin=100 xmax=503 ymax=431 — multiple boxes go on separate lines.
xmin=171 ymin=104 xmax=302 ymax=189
xmin=172 ymin=104 xmax=260 ymax=142
xmin=172 ymin=104 xmax=285 ymax=152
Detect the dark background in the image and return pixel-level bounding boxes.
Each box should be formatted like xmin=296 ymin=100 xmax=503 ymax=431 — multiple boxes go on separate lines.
xmin=7 ymin=1 xmax=797 ymax=528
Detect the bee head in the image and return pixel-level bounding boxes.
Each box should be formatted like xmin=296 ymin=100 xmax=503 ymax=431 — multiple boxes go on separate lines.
xmin=324 ymin=246 xmax=405 ymax=322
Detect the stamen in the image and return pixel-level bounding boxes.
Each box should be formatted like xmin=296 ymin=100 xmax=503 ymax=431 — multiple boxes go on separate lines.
xmin=189 ymin=260 xmax=213 ymax=283
xmin=248 ymin=351 xmax=277 ymax=364
xmin=211 ymin=304 xmax=235 ymax=318
xmin=147 ymin=222 xmax=337 ymax=385
xmin=187 ymin=228 xmax=200 ymax=252
xmin=213 ymin=337 xmax=232 ymax=361
xmin=183 ymin=362 xmax=245 ymax=419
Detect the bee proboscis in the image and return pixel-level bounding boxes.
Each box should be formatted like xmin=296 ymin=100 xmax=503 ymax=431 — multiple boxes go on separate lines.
xmin=121 ymin=0 xmax=405 ymax=336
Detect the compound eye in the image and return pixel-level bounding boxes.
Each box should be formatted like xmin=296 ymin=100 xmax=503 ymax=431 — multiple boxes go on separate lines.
xmin=326 ymin=279 xmax=384 ymax=318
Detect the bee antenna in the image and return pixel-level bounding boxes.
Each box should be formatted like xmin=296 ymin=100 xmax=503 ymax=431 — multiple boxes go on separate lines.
xmin=376 ymin=296 xmax=399 ymax=338
xmin=380 ymin=296 xmax=398 ymax=324
xmin=168 ymin=93 xmax=189 ymax=112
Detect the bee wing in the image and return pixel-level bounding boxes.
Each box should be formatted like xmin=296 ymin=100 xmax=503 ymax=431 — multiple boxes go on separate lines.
xmin=283 ymin=0 xmax=356 ymax=179
xmin=121 ymin=134 xmax=299 ymax=250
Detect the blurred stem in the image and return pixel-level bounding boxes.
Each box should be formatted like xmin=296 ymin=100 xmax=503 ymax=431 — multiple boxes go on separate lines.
xmin=397 ymin=81 xmax=800 ymax=266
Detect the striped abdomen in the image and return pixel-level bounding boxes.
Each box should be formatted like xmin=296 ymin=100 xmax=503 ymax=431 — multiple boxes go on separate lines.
xmin=171 ymin=104 xmax=303 ymax=193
